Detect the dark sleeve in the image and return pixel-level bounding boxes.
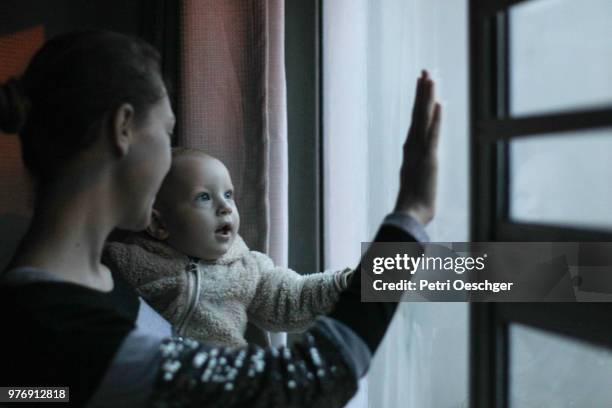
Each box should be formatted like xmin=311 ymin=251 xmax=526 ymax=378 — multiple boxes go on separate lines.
xmin=329 ymin=219 xmax=424 ymax=354
xmin=149 ymin=318 xmax=366 ymax=408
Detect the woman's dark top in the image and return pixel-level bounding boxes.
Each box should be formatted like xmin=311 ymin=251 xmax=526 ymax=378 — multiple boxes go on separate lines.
xmin=0 ymin=273 xmax=139 ymax=406
xmin=0 ymin=214 xmax=425 ymax=407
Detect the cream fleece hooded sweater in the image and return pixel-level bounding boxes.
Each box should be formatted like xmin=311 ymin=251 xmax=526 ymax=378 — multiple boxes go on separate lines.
xmin=103 ymin=234 xmax=350 ymax=348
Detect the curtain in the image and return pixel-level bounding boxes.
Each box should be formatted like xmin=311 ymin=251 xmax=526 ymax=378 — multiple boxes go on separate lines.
xmin=179 ymin=0 xmax=288 ymax=346
xmin=323 ymin=0 xmax=469 ymax=406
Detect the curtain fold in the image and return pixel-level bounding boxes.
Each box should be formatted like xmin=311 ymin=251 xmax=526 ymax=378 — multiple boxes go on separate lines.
xmin=264 ymin=0 xmax=288 ymax=269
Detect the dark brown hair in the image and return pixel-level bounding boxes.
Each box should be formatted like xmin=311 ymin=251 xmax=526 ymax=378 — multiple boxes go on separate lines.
xmin=0 ymin=30 xmax=165 ymax=182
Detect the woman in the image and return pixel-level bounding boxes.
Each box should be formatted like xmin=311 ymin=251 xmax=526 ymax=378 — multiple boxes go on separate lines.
xmin=0 ymin=30 xmax=440 ymax=407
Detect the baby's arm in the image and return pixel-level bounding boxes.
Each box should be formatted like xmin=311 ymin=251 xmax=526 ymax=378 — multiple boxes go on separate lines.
xmin=247 ymin=252 xmax=351 ymax=332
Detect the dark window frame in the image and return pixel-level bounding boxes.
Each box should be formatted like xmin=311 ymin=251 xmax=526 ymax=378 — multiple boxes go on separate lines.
xmin=469 ymin=1 xmax=612 ymax=407
xmin=285 ymin=0 xmax=324 ymax=273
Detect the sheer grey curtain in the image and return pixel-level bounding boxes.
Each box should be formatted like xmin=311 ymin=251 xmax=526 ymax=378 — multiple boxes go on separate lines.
xmin=323 ymin=1 xmax=469 ymax=406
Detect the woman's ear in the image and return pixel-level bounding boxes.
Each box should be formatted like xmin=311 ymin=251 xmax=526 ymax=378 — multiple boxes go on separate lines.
xmin=111 ymin=103 xmax=135 ymax=157
xmin=146 ymin=208 xmax=169 ymax=240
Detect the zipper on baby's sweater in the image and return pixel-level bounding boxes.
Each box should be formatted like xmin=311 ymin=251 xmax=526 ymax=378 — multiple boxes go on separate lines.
xmin=176 ymin=259 xmax=202 ymax=337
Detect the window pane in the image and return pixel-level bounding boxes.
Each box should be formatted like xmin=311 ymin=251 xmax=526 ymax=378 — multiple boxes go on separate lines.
xmin=510 ymin=0 xmax=612 ymax=116
xmin=510 ymin=129 xmax=612 ymax=230
xmin=510 ymin=323 xmax=612 ymax=407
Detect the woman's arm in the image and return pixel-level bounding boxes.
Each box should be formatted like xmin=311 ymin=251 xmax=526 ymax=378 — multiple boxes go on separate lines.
xmin=149 ymin=318 xmax=366 ymax=408
xmin=87 ymin=314 xmax=369 ymax=408
xmin=91 ymin=220 xmax=427 ymax=408
xmin=330 ymin=70 xmax=440 ymax=355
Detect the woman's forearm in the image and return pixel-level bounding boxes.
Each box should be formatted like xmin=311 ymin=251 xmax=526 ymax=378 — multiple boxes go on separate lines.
xmin=150 ymin=318 xmax=367 ymax=408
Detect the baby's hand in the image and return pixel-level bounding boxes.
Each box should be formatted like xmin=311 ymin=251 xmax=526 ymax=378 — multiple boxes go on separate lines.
xmin=394 ymin=70 xmax=442 ymax=226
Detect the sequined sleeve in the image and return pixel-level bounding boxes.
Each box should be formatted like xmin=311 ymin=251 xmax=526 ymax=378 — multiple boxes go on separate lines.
xmin=149 ymin=318 xmax=365 ymax=408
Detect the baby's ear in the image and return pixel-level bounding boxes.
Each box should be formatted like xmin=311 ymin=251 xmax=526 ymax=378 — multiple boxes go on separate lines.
xmin=146 ymin=208 xmax=169 ymax=240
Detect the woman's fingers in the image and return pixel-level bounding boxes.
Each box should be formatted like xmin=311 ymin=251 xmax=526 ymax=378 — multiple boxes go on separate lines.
xmin=411 ymin=71 xmax=428 ymax=133
xmin=428 ymin=102 xmax=442 ymax=152
xmin=425 ymin=79 xmax=436 ymax=133
xmin=411 ymin=71 xmax=437 ymax=145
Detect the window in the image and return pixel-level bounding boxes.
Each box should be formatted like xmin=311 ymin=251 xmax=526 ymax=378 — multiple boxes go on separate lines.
xmin=470 ymin=0 xmax=612 ymax=406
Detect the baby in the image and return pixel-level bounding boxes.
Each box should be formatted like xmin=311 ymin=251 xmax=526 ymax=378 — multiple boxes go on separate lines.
xmin=103 ymin=148 xmax=351 ymax=347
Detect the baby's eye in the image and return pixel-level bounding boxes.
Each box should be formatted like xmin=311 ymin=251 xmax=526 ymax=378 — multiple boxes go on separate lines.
xmin=224 ymin=190 xmax=233 ymax=199
xmin=196 ymin=192 xmax=210 ymax=201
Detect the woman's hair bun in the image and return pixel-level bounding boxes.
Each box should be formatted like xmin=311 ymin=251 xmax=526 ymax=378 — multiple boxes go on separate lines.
xmin=0 ymin=77 xmax=29 ymax=134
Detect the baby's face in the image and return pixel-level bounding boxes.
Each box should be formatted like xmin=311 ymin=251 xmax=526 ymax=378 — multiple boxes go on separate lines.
xmin=160 ymin=155 xmax=240 ymax=260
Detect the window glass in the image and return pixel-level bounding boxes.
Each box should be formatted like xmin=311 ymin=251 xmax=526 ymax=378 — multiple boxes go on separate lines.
xmin=323 ymin=0 xmax=469 ymax=407
xmin=510 ymin=129 xmax=612 ymax=230
xmin=510 ymin=0 xmax=612 ymax=116
xmin=510 ymin=323 xmax=612 ymax=407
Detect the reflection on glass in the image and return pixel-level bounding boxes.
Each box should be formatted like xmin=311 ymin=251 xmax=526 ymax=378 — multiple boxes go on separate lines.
xmin=510 ymin=129 xmax=612 ymax=230
xmin=510 ymin=0 xmax=612 ymax=116
xmin=510 ymin=324 xmax=612 ymax=407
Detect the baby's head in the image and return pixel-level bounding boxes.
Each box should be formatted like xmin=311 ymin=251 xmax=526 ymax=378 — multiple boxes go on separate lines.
xmin=147 ymin=148 xmax=240 ymax=261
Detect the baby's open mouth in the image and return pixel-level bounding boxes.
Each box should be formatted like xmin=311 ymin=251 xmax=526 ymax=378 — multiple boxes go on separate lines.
xmin=215 ymin=223 xmax=233 ymax=236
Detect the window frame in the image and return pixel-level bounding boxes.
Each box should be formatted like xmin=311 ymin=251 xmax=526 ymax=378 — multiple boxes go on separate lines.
xmin=285 ymin=0 xmax=325 ymax=273
xmin=469 ymin=0 xmax=612 ymax=407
